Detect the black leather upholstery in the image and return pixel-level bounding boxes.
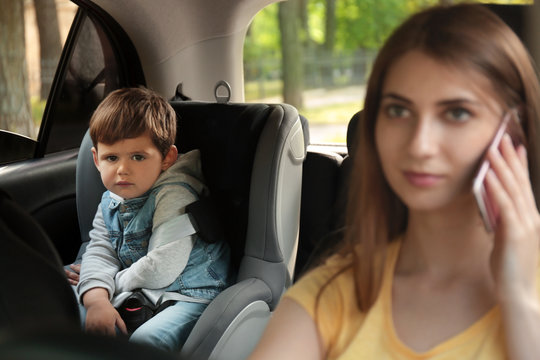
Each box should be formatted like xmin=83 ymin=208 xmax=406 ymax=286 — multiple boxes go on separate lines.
xmin=0 ymin=189 xmax=80 ymax=332
xmin=295 ymin=110 xmax=362 ymax=278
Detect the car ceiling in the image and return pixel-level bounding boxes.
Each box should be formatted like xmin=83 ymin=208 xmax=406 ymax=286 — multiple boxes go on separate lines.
xmin=91 ymin=0 xmax=282 ymax=101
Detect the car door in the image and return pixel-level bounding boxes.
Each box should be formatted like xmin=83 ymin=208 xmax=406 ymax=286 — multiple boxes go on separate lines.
xmin=0 ymin=1 xmax=144 ymax=264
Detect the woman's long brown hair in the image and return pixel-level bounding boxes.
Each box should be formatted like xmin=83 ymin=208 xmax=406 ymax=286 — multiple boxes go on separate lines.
xmin=338 ymin=3 xmax=540 ymax=312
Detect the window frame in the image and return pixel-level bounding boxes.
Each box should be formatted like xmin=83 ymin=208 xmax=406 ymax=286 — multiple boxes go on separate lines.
xmin=34 ymin=0 xmax=146 ymax=159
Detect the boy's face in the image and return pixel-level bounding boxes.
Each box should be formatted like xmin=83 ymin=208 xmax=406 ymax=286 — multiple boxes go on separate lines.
xmin=92 ymin=133 xmax=177 ymax=199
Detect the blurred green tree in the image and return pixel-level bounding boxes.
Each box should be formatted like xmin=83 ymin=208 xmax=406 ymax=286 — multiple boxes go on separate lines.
xmin=245 ymin=0 xmax=524 ymax=102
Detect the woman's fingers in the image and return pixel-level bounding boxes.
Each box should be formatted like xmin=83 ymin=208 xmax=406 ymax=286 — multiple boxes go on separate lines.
xmin=500 ymin=135 xmax=535 ymax=209
xmin=484 ymin=133 xmax=540 ymax=301
xmin=486 ymin=134 xmax=536 ymax=224
xmin=485 ymin=167 xmax=519 ymax=229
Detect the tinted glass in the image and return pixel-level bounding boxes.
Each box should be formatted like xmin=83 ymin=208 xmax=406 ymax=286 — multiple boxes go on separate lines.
xmin=44 ymin=14 xmax=121 ymax=154
xmin=0 ymin=0 xmax=76 ymax=164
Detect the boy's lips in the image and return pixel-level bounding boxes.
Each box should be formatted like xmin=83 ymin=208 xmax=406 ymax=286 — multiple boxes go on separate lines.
xmin=116 ymin=181 xmax=133 ymax=186
xmin=403 ymin=171 xmax=443 ymax=187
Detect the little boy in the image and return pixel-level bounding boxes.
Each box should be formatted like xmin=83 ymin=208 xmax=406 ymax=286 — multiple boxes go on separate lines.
xmin=76 ymin=87 xmax=232 ymax=351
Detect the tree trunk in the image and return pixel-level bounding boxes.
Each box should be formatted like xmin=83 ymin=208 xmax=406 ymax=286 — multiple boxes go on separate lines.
xmin=0 ymin=0 xmax=34 ymax=138
xmin=321 ymin=0 xmax=336 ymax=87
xmin=279 ymin=0 xmax=303 ymax=109
xmin=34 ymin=0 xmax=62 ymax=100
xmin=299 ymin=0 xmax=309 ymax=41
xmin=324 ymin=0 xmax=336 ymax=52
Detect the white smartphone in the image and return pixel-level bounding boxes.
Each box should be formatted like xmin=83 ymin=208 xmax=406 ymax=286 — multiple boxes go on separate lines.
xmin=472 ymin=110 xmax=526 ymax=232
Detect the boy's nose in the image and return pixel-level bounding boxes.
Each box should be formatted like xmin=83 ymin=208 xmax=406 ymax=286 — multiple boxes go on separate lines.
xmin=117 ymin=160 xmax=129 ymax=174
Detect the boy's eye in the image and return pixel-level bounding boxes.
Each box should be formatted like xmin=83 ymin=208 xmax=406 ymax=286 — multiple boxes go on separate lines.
xmin=445 ymin=107 xmax=471 ymax=122
xmin=132 ymin=154 xmax=145 ymax=161
xmin=385 ymin=104 xmax=411 ymax=119
xmin=106 ymin=155 xmax=118 ymax=162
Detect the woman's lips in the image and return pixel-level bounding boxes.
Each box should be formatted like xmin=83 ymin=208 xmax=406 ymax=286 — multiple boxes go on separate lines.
xmin=403 ymin=171 xmax=443 ymax=187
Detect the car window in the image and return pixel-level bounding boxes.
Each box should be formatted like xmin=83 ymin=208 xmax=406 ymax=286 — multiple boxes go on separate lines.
xmin=0 ymin=0 xmax=77 ymax=164
xmin=42 ymin=10 xmax=121 ymax=155
xmin=0 ymin=1 xmax=130 ymax=164
xmin=244 ymin=0 xmax=533 ymax=146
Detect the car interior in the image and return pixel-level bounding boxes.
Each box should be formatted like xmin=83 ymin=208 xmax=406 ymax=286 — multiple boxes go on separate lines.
xmin=1 ymin=0 xmax=539 ymax=358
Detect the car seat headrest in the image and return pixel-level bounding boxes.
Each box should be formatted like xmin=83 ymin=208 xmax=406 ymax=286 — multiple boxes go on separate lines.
xmin=346 ymin=110 xmax=362 ymax=156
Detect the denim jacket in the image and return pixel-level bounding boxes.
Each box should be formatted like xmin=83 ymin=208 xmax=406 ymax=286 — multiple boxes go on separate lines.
xmin=101 ymin=186 xmax=231 ymax=301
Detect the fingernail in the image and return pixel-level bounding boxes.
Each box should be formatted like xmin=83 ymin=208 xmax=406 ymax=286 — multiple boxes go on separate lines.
xmin=489 ymin=145 xmax=501 ymax=158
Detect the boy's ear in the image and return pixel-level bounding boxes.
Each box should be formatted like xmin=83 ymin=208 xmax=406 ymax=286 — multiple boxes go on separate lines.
xmin=161 ymin=145 xmax=178 ymax=170
xmin=91 ymin=147 xmax=101 ymax=172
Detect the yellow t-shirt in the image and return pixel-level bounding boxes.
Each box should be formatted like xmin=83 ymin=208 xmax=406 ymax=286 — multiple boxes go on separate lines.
xmin=286 ymin=241 xmax=540 ymax=359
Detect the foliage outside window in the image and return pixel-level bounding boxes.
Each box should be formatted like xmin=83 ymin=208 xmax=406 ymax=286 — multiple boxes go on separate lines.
xmin=0 ymin=0 xmax=77 ymax=141
xmin=1 ymin=0 xmax=123 ymax=164
xmin=244 ymin=0 xmax=533 ymax=145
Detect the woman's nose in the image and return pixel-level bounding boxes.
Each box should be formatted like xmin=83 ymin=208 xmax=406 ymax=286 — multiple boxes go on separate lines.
xmin=408 ymin=118 xmax=438 ymax=157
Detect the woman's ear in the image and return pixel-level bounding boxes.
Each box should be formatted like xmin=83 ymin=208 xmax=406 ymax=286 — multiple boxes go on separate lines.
xmin=161 ymin=145 xmax=179 ymax=170
xmin=91 ymin=147 xmax=101 ymax=172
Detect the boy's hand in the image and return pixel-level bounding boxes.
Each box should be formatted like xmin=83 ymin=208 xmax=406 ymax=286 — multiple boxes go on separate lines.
xmin=65 ymin=264 xmax=80 ymax=285
xmin=83 ymin=288 xmax=127 ymax=336
xmin=85 ymin=300 xmax=127 ymax=336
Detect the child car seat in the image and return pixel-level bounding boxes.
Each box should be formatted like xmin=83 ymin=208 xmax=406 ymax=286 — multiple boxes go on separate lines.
xmin=74 ymin=100 xmax=306 ymax=359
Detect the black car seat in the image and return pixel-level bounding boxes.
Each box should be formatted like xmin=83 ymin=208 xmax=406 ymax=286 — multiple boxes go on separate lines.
xmin=295 ymin=110 xmax=361 ymax=278
xmin=74 ymin=100 xmax=306 ymax=359
xmin=296 ymin=148 xmax=343 ymax=278
xmin=334 ymin=110 xmax=361 ymax=229
xmin=174 ymin=101 xmax=305 ymax=359
xmin=0 ymin=188 xmax=80 ymax=332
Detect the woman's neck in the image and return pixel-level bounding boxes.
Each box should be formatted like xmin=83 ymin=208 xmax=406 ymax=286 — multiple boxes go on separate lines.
xmin=397 ymin=197 xmax=494 ymax=280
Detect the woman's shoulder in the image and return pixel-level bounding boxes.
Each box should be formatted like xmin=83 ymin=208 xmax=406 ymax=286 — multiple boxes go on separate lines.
xmin=284 ymin=240 xmax=401 ymax=355
xmin=287 ymin=240 xmax=401 ymax=313
xmin=286 ymin=252 xmax=355 ymax=318
xmin=285 ymin=251 xmax=363 ymax=355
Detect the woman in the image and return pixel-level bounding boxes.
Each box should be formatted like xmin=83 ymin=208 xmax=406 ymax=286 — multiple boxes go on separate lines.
xmin=250 ymin=4 xmax=540 ymax=359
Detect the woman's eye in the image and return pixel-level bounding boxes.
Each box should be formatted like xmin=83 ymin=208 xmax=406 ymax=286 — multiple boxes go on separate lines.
xmin=385 ymin=104 xmax=410 ymax=119
xmin=132 ymin=154 xmax=145 ymax=161
xmin=446 ymin=108 xmax=471 ymax=122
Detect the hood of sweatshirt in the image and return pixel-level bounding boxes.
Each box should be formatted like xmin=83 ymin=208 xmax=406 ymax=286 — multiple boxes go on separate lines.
xmin=153 ymin=149 xmax=208 ymax=197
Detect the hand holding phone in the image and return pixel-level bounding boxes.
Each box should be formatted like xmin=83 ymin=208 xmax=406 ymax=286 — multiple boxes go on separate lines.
xmin=472 ymin=110 xmax=526 ymax=232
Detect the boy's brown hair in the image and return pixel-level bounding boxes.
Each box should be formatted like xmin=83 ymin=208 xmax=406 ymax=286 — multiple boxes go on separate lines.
xmin=89 ymin=87 xmax=177 ymax=158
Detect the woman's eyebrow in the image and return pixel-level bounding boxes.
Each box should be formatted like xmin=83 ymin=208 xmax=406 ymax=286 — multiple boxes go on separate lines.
xmin=382 ymin=93 xmax=484 ymax=108
xmin=436 ymin=98 xmax=483 ymax=107
xmin=381 ymin=92 xmax=412 ymax=103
